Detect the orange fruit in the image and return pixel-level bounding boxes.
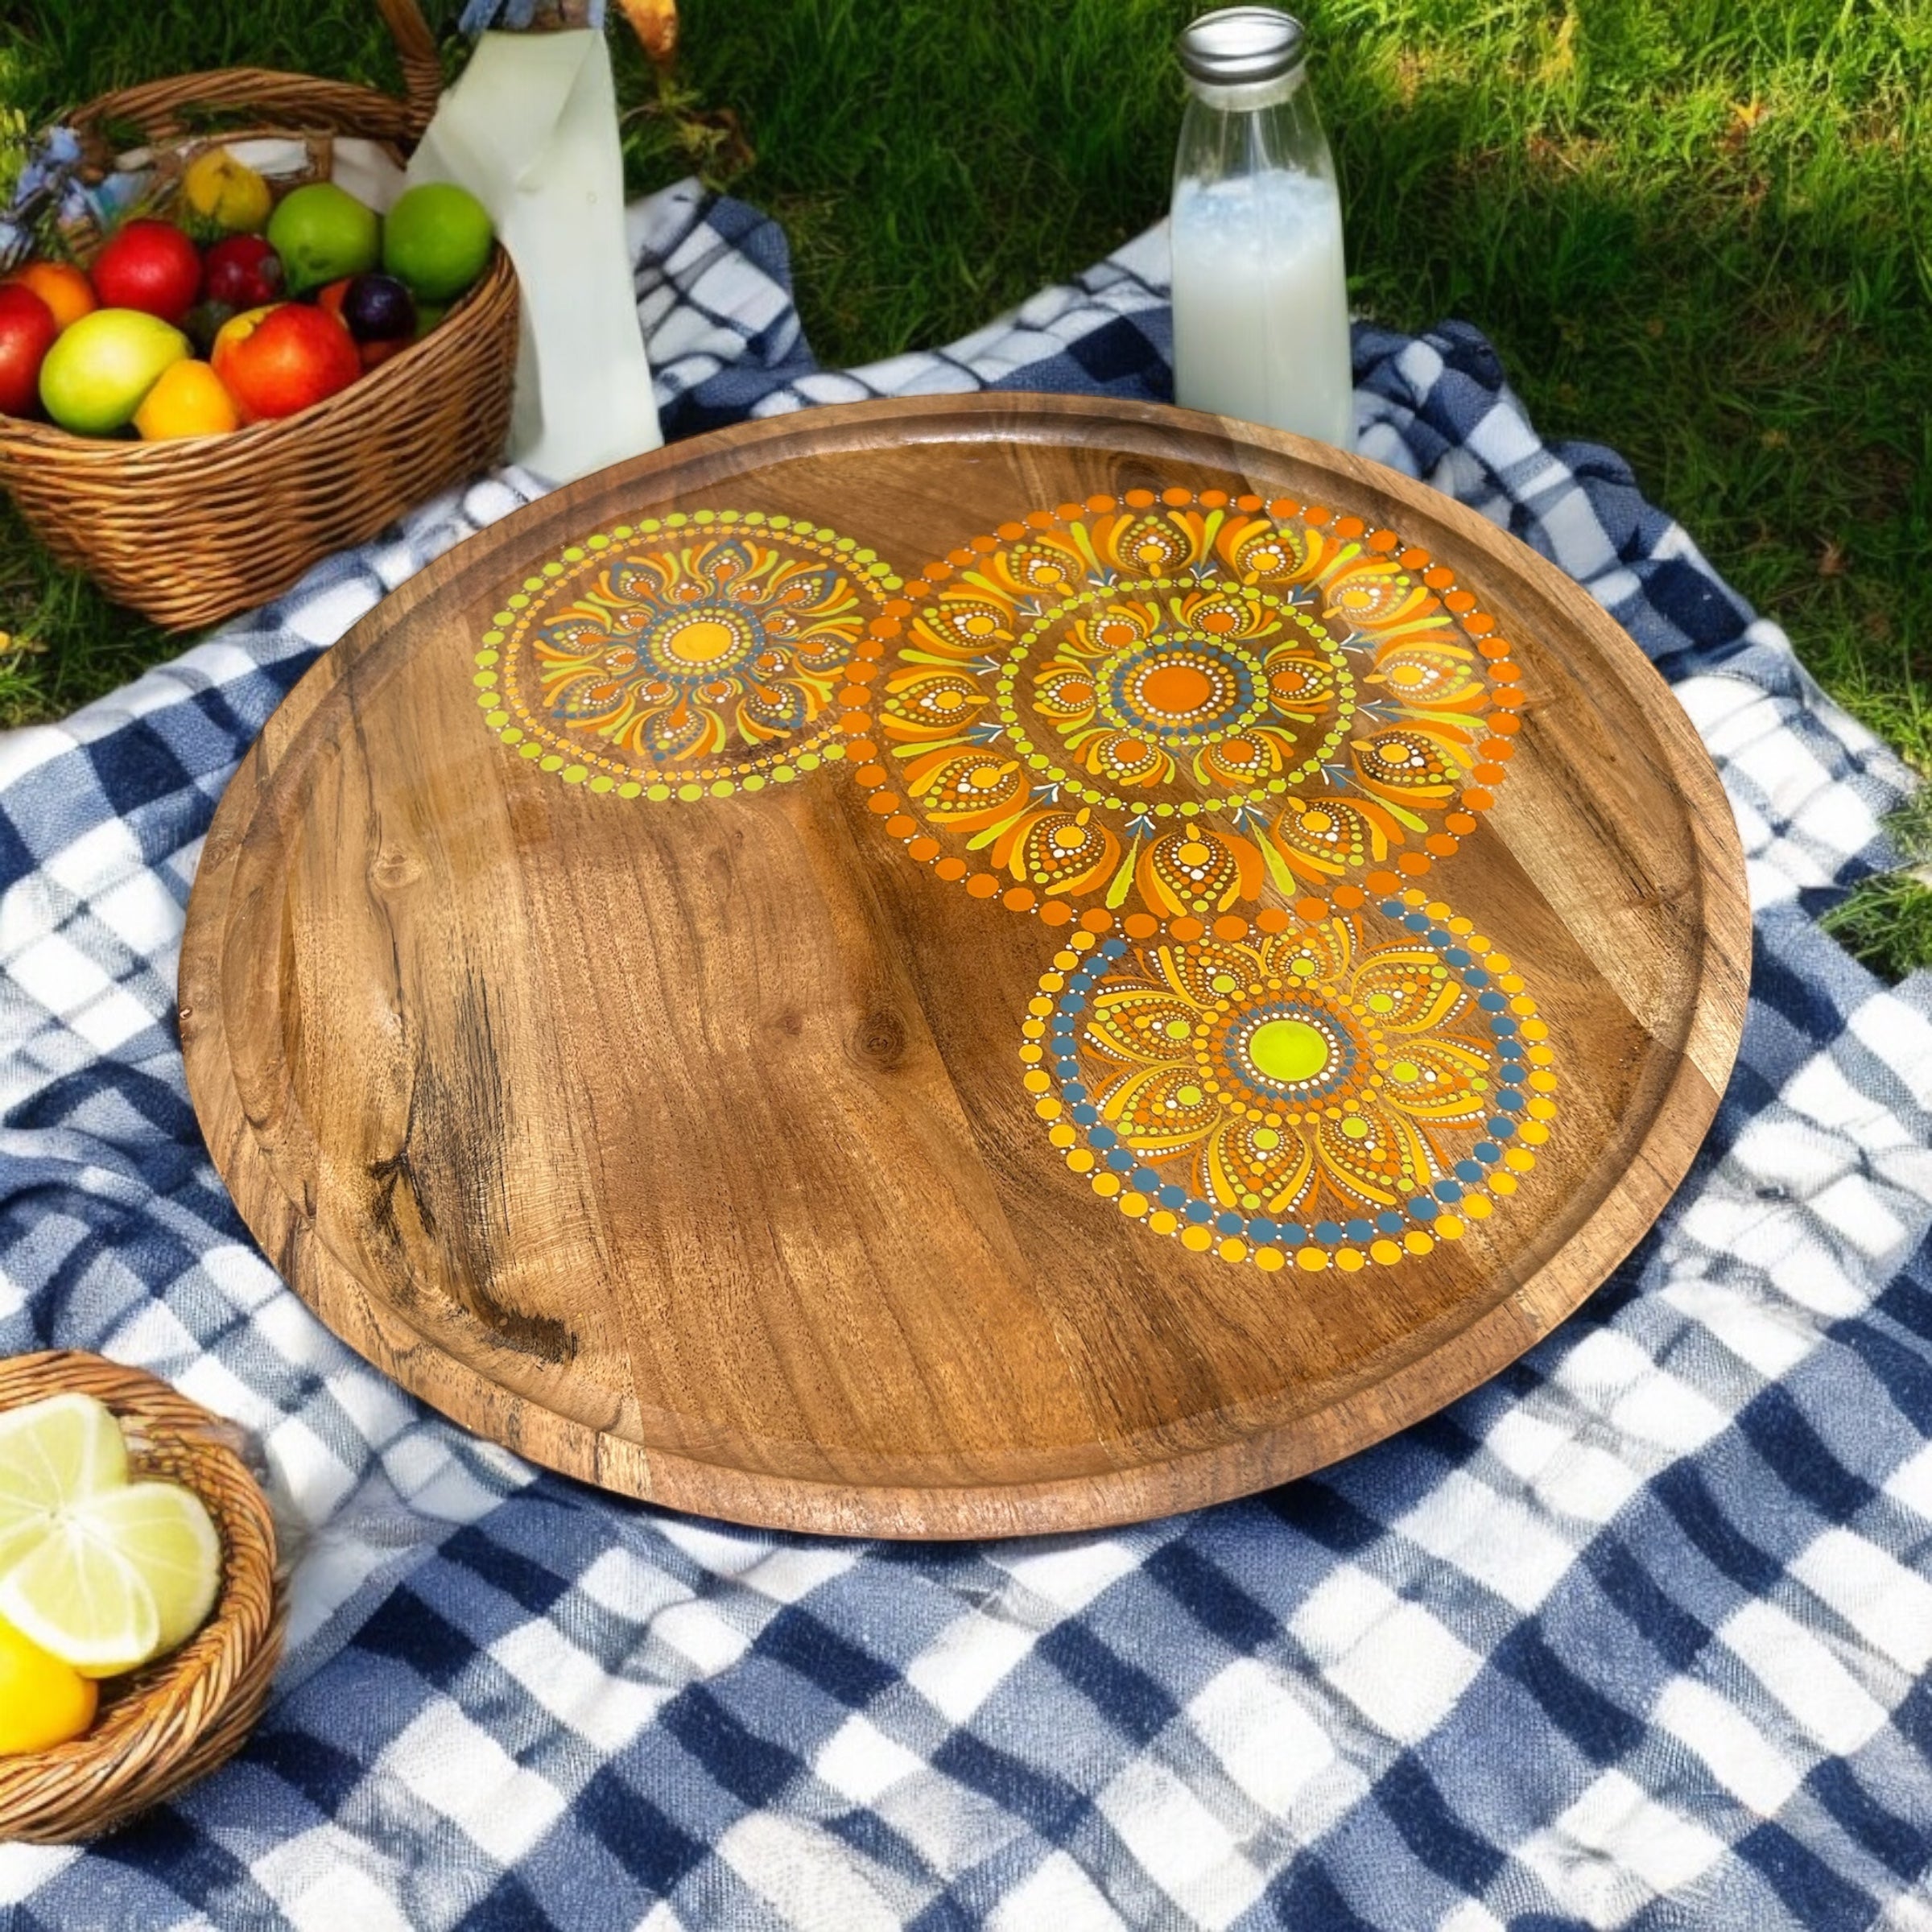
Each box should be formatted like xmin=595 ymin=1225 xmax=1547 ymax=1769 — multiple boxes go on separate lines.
xmin=7 ymin=262 xmax=96 ymax=334
xmin=133 ymin=359 xmax=240 ymax=440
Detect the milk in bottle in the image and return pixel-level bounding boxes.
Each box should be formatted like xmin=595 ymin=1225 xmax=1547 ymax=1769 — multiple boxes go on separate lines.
xmin=1170 ymin=9 xmax=1353 ymax=449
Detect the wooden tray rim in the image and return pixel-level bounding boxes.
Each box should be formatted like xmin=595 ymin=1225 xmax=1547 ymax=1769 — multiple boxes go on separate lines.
xmin=179 ymin=393 xmax=1750 ymax=1538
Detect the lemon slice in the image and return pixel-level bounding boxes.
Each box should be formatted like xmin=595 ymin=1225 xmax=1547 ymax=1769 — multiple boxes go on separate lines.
xmin=0 ymin=1520 xmax=159 ymax=1677
xmin=0 ymin=1397 xmax=224 ymax=1677
xmin=62 ymin=1483 xmax=221 ymax=1654
xmin=0 ymin=1393 xmax=129 ymax=1571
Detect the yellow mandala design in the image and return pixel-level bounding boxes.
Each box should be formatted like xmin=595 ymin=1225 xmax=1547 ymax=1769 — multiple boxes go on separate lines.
xmin=476 ymin=511 xmax=899 ymax=798
xmin=1022 ymin=890 xmax=1556 ymax=1271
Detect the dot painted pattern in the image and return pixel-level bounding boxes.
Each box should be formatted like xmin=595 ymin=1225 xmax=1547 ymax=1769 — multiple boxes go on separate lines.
xmin=846 ymin=486 xmax=1522 ymax=923
xmin=477 ymin=511 xmax=899 ymax=799
xmin=473 ymin=486 xmax=1552 ymax=1281
xmin=1020 ymin=890 xmax=1556 ymax=1271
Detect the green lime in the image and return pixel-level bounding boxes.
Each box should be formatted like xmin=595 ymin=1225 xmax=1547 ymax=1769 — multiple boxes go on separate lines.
xmin=266 ymin=183 xmax=380 ymax=295
xmin=382 ymin=184 xmax=495 ymax=303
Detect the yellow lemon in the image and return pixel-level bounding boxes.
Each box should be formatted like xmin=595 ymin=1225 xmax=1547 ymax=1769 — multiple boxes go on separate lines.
xmin=182 ymin=147 xmax=272 ymax=237
xmin=0 ymin=1616 xmax=97 ymax=1754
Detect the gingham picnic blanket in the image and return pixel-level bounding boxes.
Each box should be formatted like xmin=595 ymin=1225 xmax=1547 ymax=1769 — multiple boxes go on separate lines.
xmin=2 ymin=180 xmax=1930 ymax=1930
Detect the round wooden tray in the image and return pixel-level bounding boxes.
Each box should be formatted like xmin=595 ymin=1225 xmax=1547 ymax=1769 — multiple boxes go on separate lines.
xmin=180 ymin=395 xmax=1748 ymax=1538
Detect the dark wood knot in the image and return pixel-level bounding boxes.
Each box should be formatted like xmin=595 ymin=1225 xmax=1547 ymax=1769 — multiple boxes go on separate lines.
xmin=852 ymin=1007 xmax=907 ymax=1070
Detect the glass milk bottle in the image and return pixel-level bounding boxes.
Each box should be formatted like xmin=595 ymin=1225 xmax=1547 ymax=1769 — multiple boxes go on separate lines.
xmin=1170 ymin=7 xmax=1354 ymax=448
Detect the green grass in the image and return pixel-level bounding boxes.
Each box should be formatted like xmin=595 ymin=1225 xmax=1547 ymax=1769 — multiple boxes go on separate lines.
xmin=2 ymin=0 xmax=1927 ymax=971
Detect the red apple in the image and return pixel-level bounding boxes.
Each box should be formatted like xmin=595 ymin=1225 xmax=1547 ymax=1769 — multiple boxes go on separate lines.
xmin=212 ymin=302 xmax=360 ymax=420
xmin=0 ymin=283 xmax=59 ymax=416
xmin=91 ymin=220 xmax=202 ymax=326
xmin=202 ymin=234 xmax=283 ymax=310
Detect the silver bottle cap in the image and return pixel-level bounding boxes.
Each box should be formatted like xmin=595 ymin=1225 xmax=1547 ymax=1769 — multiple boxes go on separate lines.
xmin=1177 ymin=6 xmax=1307 ymax=86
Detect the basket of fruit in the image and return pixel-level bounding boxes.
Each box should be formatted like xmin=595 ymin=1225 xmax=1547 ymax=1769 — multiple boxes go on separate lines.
xmin=0 ymin=1352 xmax=283 ymax=1843
xmin=0 ymin=0 xmax=518 ymax=631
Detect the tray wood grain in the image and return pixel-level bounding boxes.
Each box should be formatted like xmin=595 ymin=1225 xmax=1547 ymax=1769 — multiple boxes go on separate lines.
xmin=180 ymin=394 xmax=1748 ymax=1537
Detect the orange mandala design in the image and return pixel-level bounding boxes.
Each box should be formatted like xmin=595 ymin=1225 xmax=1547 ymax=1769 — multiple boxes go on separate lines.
xmin=844 ymin=487 xmax=1523 ymax=923
xmin=475 ymin=511 xmax=900 ymax=799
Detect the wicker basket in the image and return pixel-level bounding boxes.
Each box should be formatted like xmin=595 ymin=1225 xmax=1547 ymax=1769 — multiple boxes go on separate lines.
xmin=0 ymin=1351 xmax=284 ymax=1844
xmin=0 ymin=0 xmax=519 ymax=632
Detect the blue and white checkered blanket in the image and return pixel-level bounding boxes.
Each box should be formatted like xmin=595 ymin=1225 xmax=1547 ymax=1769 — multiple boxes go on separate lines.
xmin=3 ymin=180 xmax=1930 ymax=1929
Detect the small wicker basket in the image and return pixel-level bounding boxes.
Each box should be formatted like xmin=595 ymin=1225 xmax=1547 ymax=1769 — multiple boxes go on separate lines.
xmin=0 ymin=1351 xmax=283 ymax=1845
xmin=0 ymin=0 xmax=518 ymax=632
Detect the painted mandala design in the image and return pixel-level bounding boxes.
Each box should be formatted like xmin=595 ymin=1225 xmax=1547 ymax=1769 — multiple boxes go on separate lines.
xmin=1022 ymin=891 xmax=1555 ymax=1271
xmin=457 ymin=475 xmax=1560 ymax=1286
xmin=475 ymin=511 xmax=898 ymax=798
xmin=848 ymin=487 xmax=1521 ymax=922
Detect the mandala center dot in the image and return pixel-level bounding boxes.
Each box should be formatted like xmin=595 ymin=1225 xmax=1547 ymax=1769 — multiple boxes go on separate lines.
xmin=1137 ymin=663 xmax=1215 ymax=714
xmin=1052 ymin=824 xmax=1088 ymax=848
xmin=663 ymin=617 xmax=741 ymax=665
xmin=1246 ymin=1018 xmax=1331 ymax=1084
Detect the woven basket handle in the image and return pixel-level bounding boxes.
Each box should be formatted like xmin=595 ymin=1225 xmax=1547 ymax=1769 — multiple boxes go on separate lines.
xmin=73 ymin=0 xmax=443 ymax=150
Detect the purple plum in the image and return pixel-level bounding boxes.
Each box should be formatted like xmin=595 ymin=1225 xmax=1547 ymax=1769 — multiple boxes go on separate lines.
xmin=341 ymin=273 xmax=417 ymax=345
